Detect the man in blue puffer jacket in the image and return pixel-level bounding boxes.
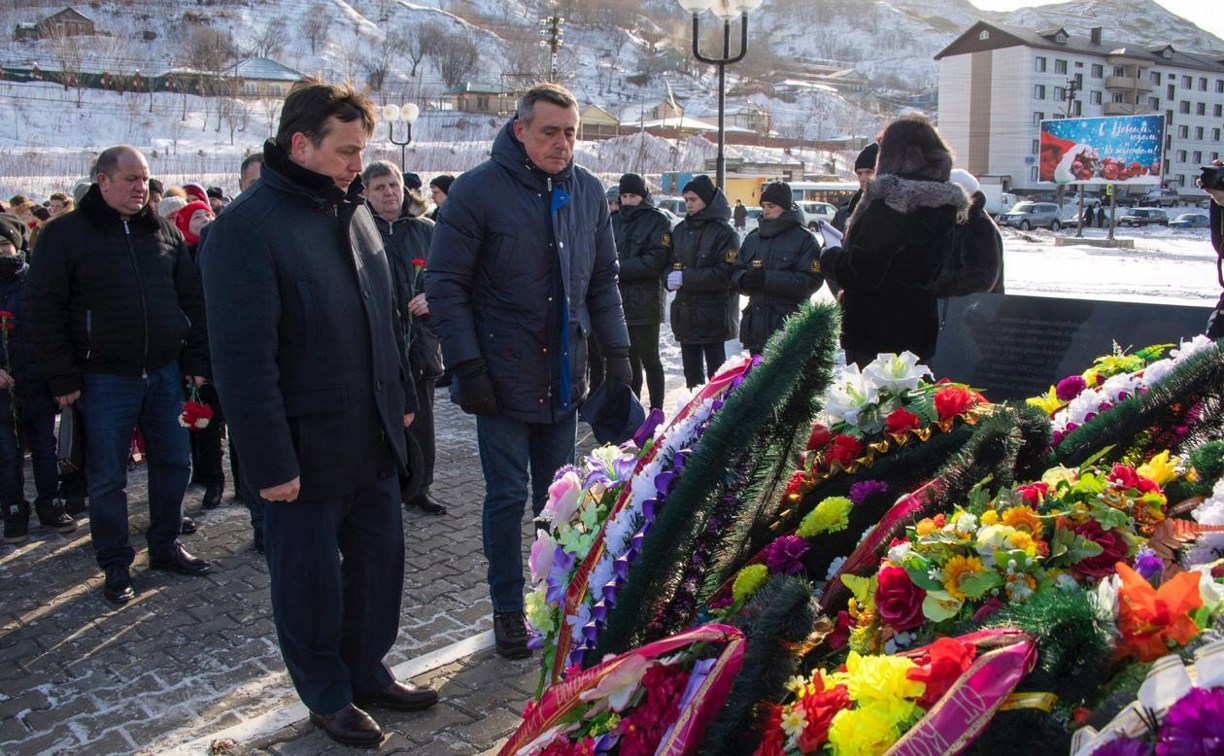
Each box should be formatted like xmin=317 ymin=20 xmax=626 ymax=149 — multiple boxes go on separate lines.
xmin=427 ymin=83 xmax=631 ymax=659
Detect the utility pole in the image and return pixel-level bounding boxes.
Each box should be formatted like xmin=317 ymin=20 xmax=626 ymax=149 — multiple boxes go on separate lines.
xmin=1064 ymin=76 xmax=1083 ymax=235
xmin=540 ymin=15 xmax=564 ymax=82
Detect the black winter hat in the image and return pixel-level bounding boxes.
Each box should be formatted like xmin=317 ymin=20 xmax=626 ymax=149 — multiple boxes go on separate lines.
xmin=206 ymin=185 xmax=225 ymax=199
xmin=874 ymin=115 xmax=953 ymax=182
xmin=403 ymin=172 xmax=423 ymax=190
xmin=148 ymin=178 xmax=164 ymax=195
xmin=0 ymin=213 xmax=24 ymax=250
xmin=854 ymin=142 xmax=879 ymax=172
xmin=429 ymin=174 xmax=455 ymax=194
xmin=760 ymin=181 xmax=793 ymax=208
xmin=682 ymin=174 xmax=716 ymax=206
xmin=618 ymin=173 xmax=648 ymax=198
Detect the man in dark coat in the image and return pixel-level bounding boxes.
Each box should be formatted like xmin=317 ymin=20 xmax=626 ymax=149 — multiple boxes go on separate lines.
xmin=200 ymin=82 xmax=436 ymax=748
xmin=29 ymin=146 xmax=213 ymax=604
xmin=668 ymin=174 xmax=739 ymax=388
xmin=733 ymin=199 xmax=748 ymax=230
xmin=364 ymin=159 xmax=447 ymax=515
xmin=732 ymin=182 xmax=823 ymax=355
xmin=426 ymin=83 xmax=631 ymax=659
xmin=614 ymin=172 xmax=671 ymax=409
xmin=832 ymin=142 xmax=879 ymax=233
xmin=820 ymin=115 xmax=969 ymax=367
xmin=1203 ymin=159 xmax=1224 ymax=338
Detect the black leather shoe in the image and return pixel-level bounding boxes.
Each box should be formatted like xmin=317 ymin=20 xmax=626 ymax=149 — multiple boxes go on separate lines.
xmin=494 ymin=610 xmax=531 ymax=659
xmin=201 ymin=485 xmax=223 ymax=510
xmin=180 ymin=515 xmax=197 ymax=535
xmin=148 ymin=544 xmax=212 ymax=576
xmin=406 ymin=494 xmax=447 ymax=515
xmin=64 ymin=497 xmax=87 ymax=516
xmin=103 ymin=565 xmax=135 ymax=604
xmin=355 ymin=681 xmax=439 ymax=712
xmin=36 ymin=499 xmax=77 ymax=533
xmin=309 ymin=704 xmax=382 ymax=748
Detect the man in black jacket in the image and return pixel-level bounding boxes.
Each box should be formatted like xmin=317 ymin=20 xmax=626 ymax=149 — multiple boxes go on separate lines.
xmin=364 ymin=159 xmax=447 ymax=515
xmin=615 ymin=173 xmax=671 ymax=409
xmin=201 ymin=82 xmax=436 ymax=748
xmin=29 ymin=145 xmax=212 ymax=604
xmin=1204 ymin=159 xmax=1224 ymax=338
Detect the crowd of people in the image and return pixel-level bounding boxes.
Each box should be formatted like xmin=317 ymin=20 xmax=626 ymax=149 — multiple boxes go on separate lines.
xmin=7 ymin=77 xmax=1217 ymax=747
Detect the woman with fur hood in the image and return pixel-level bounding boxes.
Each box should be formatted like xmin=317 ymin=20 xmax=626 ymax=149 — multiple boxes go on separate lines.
xmin=819 ymin=114 xmax=968 ymax=368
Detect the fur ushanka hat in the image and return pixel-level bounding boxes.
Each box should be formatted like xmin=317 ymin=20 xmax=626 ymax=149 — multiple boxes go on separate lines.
xmin=874 ymin=115 xmax=954 ymax=182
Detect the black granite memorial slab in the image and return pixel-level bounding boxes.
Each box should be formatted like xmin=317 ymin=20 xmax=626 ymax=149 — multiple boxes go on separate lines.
xmin=928 ymin=294 xmax=1215 ymax=401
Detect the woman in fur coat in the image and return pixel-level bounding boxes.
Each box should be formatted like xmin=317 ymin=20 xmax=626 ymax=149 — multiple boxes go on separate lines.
xmin=819 ymin=114 xmax=968 ymax=368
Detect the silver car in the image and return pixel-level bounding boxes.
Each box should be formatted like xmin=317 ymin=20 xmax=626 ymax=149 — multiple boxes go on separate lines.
xmin=998 ymin=201 xmax=1064 ymax=231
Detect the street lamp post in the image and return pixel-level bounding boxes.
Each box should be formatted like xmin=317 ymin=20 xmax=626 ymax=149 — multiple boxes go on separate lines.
xmin=383 ymin=102 xmax=420 ymax=172
xmin=678 ymin=0 xmax=764 ymax=192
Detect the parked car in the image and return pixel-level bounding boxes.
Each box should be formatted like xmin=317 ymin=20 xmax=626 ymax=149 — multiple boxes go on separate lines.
xmin=1168 ymin=213 xmax=1210 ymax=228
xmin=1117 ymin=208 xmax=1169 ymax=227
xmin=1139 ymin=187 xmax=1180 ymax=207
xmin=654 ymin=196 xmax=687 ymax=217
xmin=997 ymin=202 xmax=1064 ymax=231
xmin=658 ymin=208 xmax=684 ymax=228
xmin=797 ymin=201 xmax=837 ymax=229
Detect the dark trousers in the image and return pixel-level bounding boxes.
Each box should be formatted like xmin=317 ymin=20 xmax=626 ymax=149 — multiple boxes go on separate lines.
xmin=188 ymin=383 xmax=225 ymax=488
xmin=263 ymin=473 xmax=404 ymax=715
xmin=229 ymin=437 xmax=263 ymax=541
xmin=476 ymin=412 xmax=576 ymax=611
xmin=403 ymin=375 xmax=436 ymax=501
xmin=78 ymin=363 xmax=189 ymax=568
xmin=1209 ymin=292 xmax=1224 ymax=339
xmin=680 ymin=342 xmax=726 ymax=389
xmin=627 ymin=323 xmax=665 ymax=410
xmin=0 ymin=413 xmax=58 ymax=507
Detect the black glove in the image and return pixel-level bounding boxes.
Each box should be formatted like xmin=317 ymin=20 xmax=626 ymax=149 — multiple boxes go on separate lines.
xmin=603 ymin=349 xmax=632 ymax=386
xmin=740 ymin=268 xmax=766 ymax=292
xmin=454 ymin=359 xmax=498 ymax=416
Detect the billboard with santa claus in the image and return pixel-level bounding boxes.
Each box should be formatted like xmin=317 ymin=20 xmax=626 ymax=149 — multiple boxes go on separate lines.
xmin=1038 ymin=114 xmax=1165 ymax=185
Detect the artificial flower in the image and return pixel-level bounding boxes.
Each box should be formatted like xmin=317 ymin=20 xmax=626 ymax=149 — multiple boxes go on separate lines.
xmin=825 ymin=434 xmax=864 ymax=469
xmin=840 ymin=651 xmax=923 ymax=704
xmin=779 ymin=707 xmax=808 ymax=740
xmin=824 ymin=365 xmax=880 ymax=426
xmin=179 ymin=398 xmax=213 ymax=430
xmin=1156 ymin=686 xmax=1224 ymax=756
xmin=732 ymin=564 xmax=769 ymax=603
xmin=1091 ymin=737 xmax=1150 ymax=756
xmin=1014 ymin=482 xmax=1050 ymax=506
xmin=580 ymin=655 xmax=650 ymax=713
xmin=807 ymin=423 xmax=833 ymax=451
xmin=862 ymin=351 xmax=931 ymax=392
xmin=797 ymin=496 xmax=853 ymax=537
xmin=942 ymin=555 xmax=986 ymax=600
xmin=1027 ymin=386 xmax=1064 ymax=416
xmin=826 ymin=700 xmax=914 ymax=756
xmin=529 ymin=529 xmax=557 ymax=584
xmin=849 ymin=480 xmax=889 ymax=507
xmin=541 ymin=470 xmax=583 ymax=524
xmin=979 ymin=509 xmax=1000 ymax=526
xmin=796 ymin=677 xmax=852 ymax=751
xmin=764 ymin=535 xmax=810 ymax=575
xmin=875 ymin=565 xmax=927 ymax=631
xmin=1115 ymin=561 xmax=1203 ymax=662
xmin=1072 ymin=520 xmax=1130 ymax=579
xmin=906 ymin=637 xmax=976 ymax=708
xmin=933 ymin=386 xmax=977 ymax=421
xmin=1056 ymin=374 xmax=1088 ymax=401
xmin=1133 ymin=545 xmax=1163 ymax=582
xmin=1001 ymin=505 xmax=1045 ymax=539
xmin=1136 ymin=450 xmax=1179 ymax=487
xmin=883 ymin=407 xmax=922 ymax=435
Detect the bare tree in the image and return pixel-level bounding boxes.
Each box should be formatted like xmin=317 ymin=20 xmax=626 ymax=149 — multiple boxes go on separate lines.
xmin=46 ymin=25 xmax=87 ymax=108
xmin=402 ymin=23 xmax=436 ymax=78
xmin=300 ymin=4 xmax=332 ymax=55
xmin=261 ymin=97 xmax=281 ymax=139
xmin=433 ymin=29 xmax=480 ymax=90
xmin=250 ymin=20 xmax=289 ymax=59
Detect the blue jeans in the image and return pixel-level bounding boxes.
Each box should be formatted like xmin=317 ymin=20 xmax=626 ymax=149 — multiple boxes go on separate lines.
xmin=476 ymin=412 xmax=577 ymax=612
xmin=263 ymin=473 xmax=404 ymax=715
xmin=78 ymin=363 xmax=190 ymax=568
xmin=0 ymin=413 xmax=58 ymax=507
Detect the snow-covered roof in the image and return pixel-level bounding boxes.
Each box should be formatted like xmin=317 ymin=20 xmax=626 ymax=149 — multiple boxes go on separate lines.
xmin=444 ymin=82 xmax=513 ymax=96
xmin=223 ymin=58 xmax=304 ymax=83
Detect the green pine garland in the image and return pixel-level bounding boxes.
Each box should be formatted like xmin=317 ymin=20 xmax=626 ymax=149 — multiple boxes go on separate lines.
xmin=592 ymin=302 xmax=840 ymax=659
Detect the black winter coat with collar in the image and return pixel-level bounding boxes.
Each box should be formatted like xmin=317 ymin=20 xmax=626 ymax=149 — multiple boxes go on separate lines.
xmin=0 ymin=258 xmax=58 ymax=420
xmin=732 ymin=206 xmax=823 ymax=353
xmin=820 ymin=174 xmax=968 ymax=362
xmin=614 ymin=198 xmax=672 ymax=326
xmin=28 ymin=184 xmax=209 ymax=396
xmin=669 ymin=189 xmax=739 ymax=344
xmin=371 ymin=209 xmax=444 ymax=379
xmin=199 ymin=141 xmax=414 ymax=500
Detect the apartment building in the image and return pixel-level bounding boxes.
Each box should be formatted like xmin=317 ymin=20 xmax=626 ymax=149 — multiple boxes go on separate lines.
xmin=936 ymin=21 xmax=1224 ymax=194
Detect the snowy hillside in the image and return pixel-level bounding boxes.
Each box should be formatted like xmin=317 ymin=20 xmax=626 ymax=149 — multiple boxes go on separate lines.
xmin=0 ymin=0 xmax=1219 ymax=196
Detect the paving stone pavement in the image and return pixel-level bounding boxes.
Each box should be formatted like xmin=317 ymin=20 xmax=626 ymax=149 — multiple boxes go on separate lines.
xmin=0 ymin=394 xmax=615 ymax=755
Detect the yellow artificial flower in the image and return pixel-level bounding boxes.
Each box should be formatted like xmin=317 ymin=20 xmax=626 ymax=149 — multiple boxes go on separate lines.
xmin=1026 ymin=386 xmax=1065 ymax=416
xmin=732 ymin=564 xmax=769 ymax=603
xmin=1041 ymin=466 xmax=1078 ymax=487
xmin=1005 ymin=573 xmax=1038 ymax=602
xmin=785 ymin=675 xmax=810 ymax=695
xmin=1002 ymin=506 xmax=1044 ymax=539
xmin=842 ymin=651 xmax=923 ymax=704
xmin=1137 ymin=450 xmax=1178 ymax=486
xmin=1006 ymin=530 xmax=1039 ymax=557
xmin=943 ymin=555 xmax=986 ymax=600
xmin=797 ymin=496 xmax=853 ymax=537
xmin=827 ymin=700 xmax=918 ymax=756
xmin=915 ymin=518 xmax=938 ymax=537
xmin=1082 ymin=366 xmax=1101 ymax=386
xmin=980 ymin=509 xmax=1000 ymax=526
xmin=524 ymin=590 xmax=555 ymax=635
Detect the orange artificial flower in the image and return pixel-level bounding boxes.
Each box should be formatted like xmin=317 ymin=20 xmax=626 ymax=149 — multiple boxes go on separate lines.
xmin=1115 ymin=561 xmax=1203 ymax=662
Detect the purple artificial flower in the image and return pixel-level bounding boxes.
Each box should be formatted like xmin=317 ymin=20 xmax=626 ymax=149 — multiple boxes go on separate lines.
xmin=1157 ymin=687 xmax=1224 ymax=756
xmin=763 ymin=535 xmax=810 ymax=576
xmin=1133 ymin=545 xmax=1163 ymax=582
xmin=1092 ymin=737 xmax=1150 ymax=756
xmin=654 ymin=471 xmax=676 ymax=496
xmin=632 ymin=408 xmax=665 ymax=448
xmin=849 ymin=479 xmax=889 ymax=507
xmin=1056 ymin=375 xmax=1088 ymax=402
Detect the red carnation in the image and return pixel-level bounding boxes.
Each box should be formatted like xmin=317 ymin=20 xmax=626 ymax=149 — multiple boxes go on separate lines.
xmin=785 ymin=470 xmax=807 ymax=496
xmin=823 ymin=434 xmax=862 ymax=469
xmin=907 ymin=637 xmax=977 ymax=708
xmin=875 ymin=564 xmax=927 ymax=631
xmin=806 ymin=423 xmax=832 ymax=451
xmin=798 ymin=679 xmax=852 ymax=751
xmin=934 ymin=386 xmax=977 ymax=421
xmin=883 ymin=407 xmax=922 ymax=435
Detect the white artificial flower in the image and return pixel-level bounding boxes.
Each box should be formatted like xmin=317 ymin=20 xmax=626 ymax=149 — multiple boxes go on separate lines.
xmin=824 ymin=364 xmax=880 ymax=426
xmin=1172 ymin=334 xmax=1214 ymax=360
xmin=1140 ymin=357 xmax=1175 ymax=387
xmin=886 ymin=541 xmax=912 ymax=563
xmin=825 ymin=555 xmax=848 ymax=581
xmin=862 ymin=351 xmax=932 ymax=393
